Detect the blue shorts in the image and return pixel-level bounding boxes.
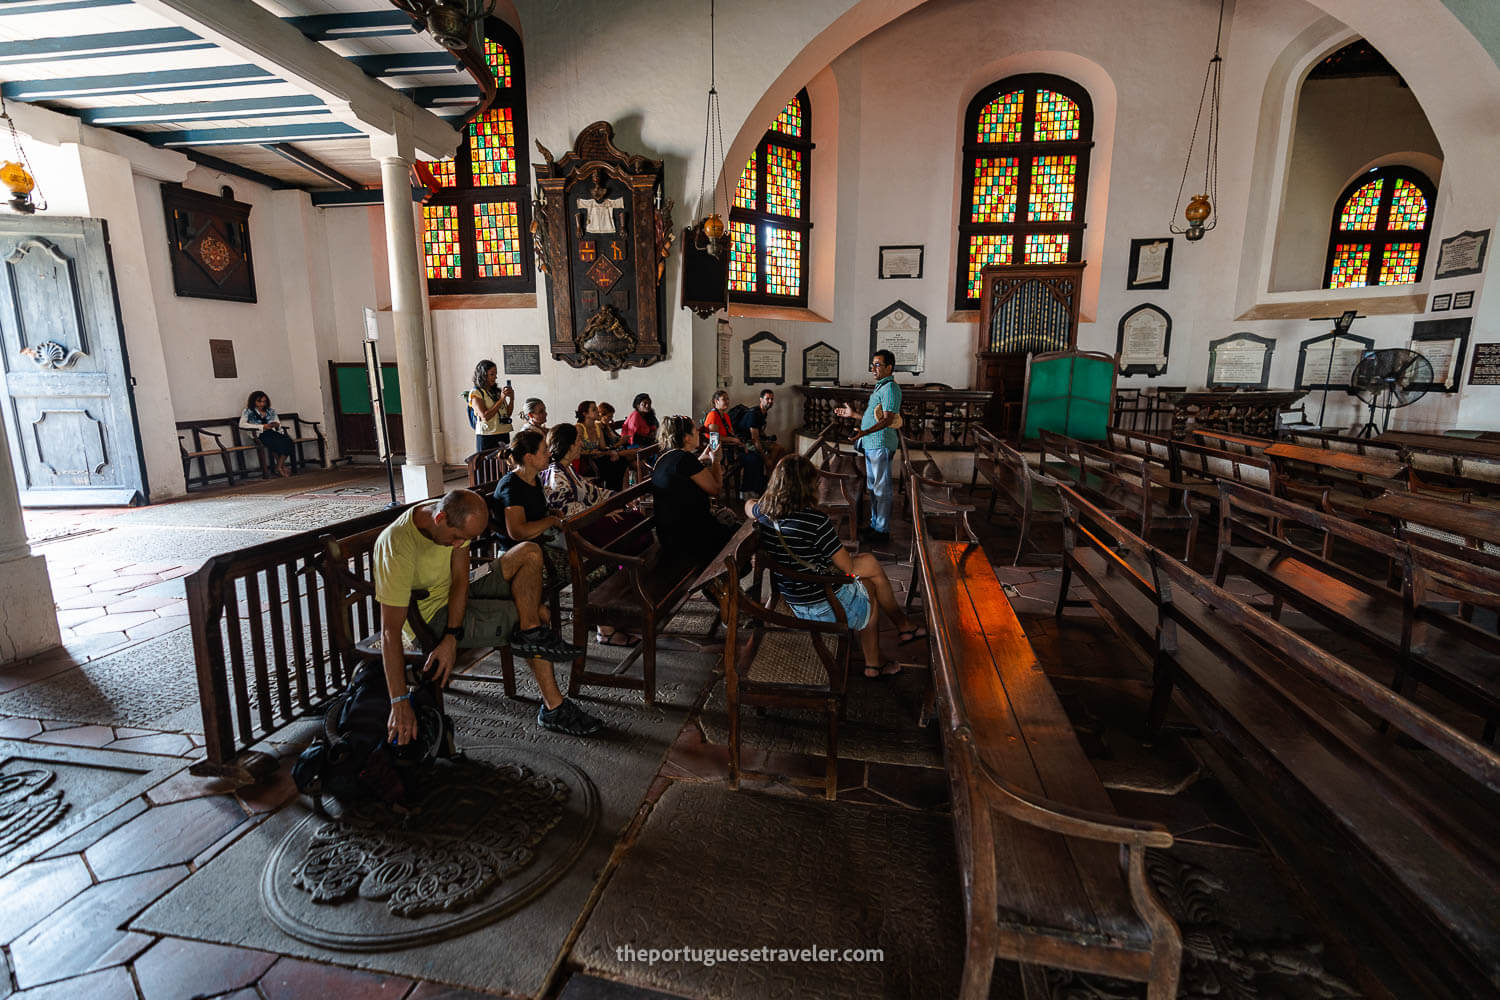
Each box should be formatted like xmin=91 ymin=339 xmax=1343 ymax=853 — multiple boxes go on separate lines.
xmin=787 ymin=579 xmax=873 ymax=631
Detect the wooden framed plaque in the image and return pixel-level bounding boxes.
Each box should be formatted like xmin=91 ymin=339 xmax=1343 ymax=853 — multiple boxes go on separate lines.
xmin=743 ymin=330 xmax=787 ymax=385
xmin=1410 ymin=318 xmax=1472 ymax=392
xmin=1207 ymin=332 xmax=1275 ymax=389
xmin=161 ymin=183 xmax=256 ymax=303
xmin=1295 ymin=331 xmax=1373 ymax=390
xmin=803 ymin=341 xmax=840 ymax=385
xmin=1127 ymin=238 xmax=1172 ymax=290
xmin=1116 ymin=303 xmax=1170 ymax=377
xmin=869 ymin=300 xmax=926 ymax=374
xmin=1430 ymin=293 xmax=1452 ymax=312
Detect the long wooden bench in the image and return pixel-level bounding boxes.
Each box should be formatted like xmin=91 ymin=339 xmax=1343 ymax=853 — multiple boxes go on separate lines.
xmin=560 ymin=480 xmax=728 ymax=705
xmin=1215 ymin=482 xmax=1500 ymax=742
xmin=969 ymin=425 xmax=1063 ymax=564
xmin=1057 ymin=485 xmax=1500 ymax=996
xmin=913 ymin=478 xmax=1181 ymax=999
xmin=1040 ymin=430 xmax=1198 ymax=559
xmin=178 ymin=412 xmax=327 ymax=490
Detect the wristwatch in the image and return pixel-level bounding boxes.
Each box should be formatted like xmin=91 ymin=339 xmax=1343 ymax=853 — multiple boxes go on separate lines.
xmin=444 ymin=625 xmax=465 ymax=640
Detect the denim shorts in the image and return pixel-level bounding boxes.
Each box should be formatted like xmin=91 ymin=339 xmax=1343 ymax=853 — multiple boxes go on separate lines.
xmin=787 ymin=579 xmax=873 ymax=631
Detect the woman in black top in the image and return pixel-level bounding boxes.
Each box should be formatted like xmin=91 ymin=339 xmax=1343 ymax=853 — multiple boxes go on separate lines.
xmin=651 ymin=414 xmax=737 ymax=565
xmin=491 ymin=430 xmax=569 ymax=586
xmin=747 ymin=455 xmax=925 ymax=677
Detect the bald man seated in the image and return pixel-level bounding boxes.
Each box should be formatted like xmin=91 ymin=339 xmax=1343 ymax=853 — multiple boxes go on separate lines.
xmin=372 ymin=489 xmax=602 ymax=740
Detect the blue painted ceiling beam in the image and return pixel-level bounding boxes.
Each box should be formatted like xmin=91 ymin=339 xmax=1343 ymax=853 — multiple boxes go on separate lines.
xmin=0 ymin=28 xmax=212 ymax=65
xmin=149 ymin=121 xmax=366 ymax=147
xmin=3 ymin=64 xmax=277 ymax=100
xmin=0 ymin=0 xmax=132 ymax=15
xmin=76 ymin=94 xmax=326 ymax=126
xmin=347 ymin=51 xmax=461 ymax=76
xmin=181 ymin=148 xmax=293 ymax=191
xmin=285 ymin=10 xmax=417 ymax=41
xmin=311 ymin=186 xmax=423 ymax=208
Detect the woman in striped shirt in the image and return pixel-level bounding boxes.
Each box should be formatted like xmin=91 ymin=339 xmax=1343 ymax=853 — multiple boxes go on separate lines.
xmin=747 ymin=455 xmax=926 ymax=678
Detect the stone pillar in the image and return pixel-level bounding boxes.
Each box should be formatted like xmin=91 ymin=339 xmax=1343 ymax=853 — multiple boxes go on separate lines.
xmin=377 ymin=149 xmax=444 ymax=501
xmin=0 ymin=410 xmax=60 ymax=665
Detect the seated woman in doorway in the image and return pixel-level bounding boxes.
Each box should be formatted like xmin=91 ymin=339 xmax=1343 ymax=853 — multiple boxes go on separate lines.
xmin=541 ymin=423 xmax=645 ymax=647
xmin=490 ymin=430 xmax=568 ymax=588
xmin=747 ymin=455 xmax=926 ymax=678
xmin=621 ymin=392 xmax=659 ymax=446
xmin=240 ymin=389 xmax=295 ymax=477
xmin=576 ymin=399 xmax=628 ymax=490
xmin=468 ymin=360 xmax=514 ymax=450
xmin=651 ymin=415 xmax=739 ymax=567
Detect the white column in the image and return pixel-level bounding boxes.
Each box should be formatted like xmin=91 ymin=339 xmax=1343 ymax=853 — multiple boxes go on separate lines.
xmin=0 ymin=410 xmax=60 ymax=665
xmin=377 ymin=149 xmax=444 ymax=501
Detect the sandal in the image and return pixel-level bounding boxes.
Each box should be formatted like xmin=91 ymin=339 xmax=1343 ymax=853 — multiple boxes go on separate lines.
xmin=597 ymin=629 xmax=641 ymax=647
xmin=862 ymin=661 xmax=903 ymax=679
xmin=897 ymin=625 xmax=929 ymax=644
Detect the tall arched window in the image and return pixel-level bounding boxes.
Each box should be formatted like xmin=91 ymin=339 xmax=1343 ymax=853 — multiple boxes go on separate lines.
xmin=729 ymin=90 xmax=812 ymax=307
xmin=955 ymin=75 xmax=1093 ymax=311
xmin=1323 ymin=166 xmax=1434 ymax=288
xmin=419 ymin=17 xmax=532 ymax=295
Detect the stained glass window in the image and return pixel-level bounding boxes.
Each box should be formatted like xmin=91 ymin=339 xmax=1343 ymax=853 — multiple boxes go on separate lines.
xmin=420 ymin=19 xmax=532 ymax=294
xmin=728 ymin=221 xmax=757 ymax=293
xmin=729 ymin=89 xmax=812 ymax=305
xmin=956 ymin=75 xmax=1093 ymax=310
xmin=1324 ymin=167 xmax=1434 ymax=289
xmin=423 ymin=204 xmax=460 ymax=279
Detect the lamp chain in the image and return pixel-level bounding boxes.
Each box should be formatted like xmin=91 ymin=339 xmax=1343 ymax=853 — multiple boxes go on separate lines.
xmin=697 ymin=0 xmax=725 ymax=222
xmin=0 ymin=92 xmax=44 ymax=211
xmin=1169 ymin=0 xmax=1225 ymax=235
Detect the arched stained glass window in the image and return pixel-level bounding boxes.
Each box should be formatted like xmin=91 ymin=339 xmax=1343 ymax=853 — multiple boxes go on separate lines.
xmin=419 ymin=18 xmax=532 ymax=294
xmin=1324 ymin=166 xmax=1435 ymax=288
xmin=728 ymin=90 xmax=812 ymax=306
xmin=955 ymin=75 xmax=1093 ymax=310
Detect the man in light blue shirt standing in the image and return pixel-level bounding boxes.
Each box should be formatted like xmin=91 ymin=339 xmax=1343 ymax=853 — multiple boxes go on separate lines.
xmin=835 ymin=350 xmax=902 ymax=544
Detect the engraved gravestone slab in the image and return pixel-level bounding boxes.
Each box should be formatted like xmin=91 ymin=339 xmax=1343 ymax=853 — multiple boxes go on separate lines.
xmin=261 ymin=744 xmax=598 ymax=950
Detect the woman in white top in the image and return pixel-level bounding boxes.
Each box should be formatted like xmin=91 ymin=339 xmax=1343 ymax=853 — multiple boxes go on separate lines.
xmin=467 ymin=360 xmax=514 ymax=450
xmin=240 ymin=390 xmax=295 ymax=477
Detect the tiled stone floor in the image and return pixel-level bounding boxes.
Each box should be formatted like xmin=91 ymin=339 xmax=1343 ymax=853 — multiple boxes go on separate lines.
xmin=0 ymin=471 xmax=1385 ymax=998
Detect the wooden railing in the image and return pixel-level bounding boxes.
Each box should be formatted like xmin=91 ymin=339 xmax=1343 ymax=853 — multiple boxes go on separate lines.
xmin=795 ymin=385 xmax=993 ymax=450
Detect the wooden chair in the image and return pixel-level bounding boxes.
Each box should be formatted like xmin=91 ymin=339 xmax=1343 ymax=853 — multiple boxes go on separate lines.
xmin=803 ymin=425 xmax=865 ymax=543
xmin=716 ymin=527 xmax=852 ymax=800
xmin=465 ymin=447 xmax=509 ymax=488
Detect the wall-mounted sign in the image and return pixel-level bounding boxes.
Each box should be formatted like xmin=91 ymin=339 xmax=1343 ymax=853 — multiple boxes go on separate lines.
xmin=503 ymin=344 xmax=541 ymax=376
xmin=743 ymin=330 xmax=787 ymax=385
xmin=1207 ymin=332 xmax=1275 ymax=389
xmin=1295 ymin=331 xmax=1373 ymax=390
xmin=1469 ymin=344 xmax=1500 ymax=386
xmin=209 ymin=338 xmax=237 ymax=379
xmin=1434 ymin=229 xmax=1489 ymax=279
xmin=879 ymin=245 xmax=924 ymax=279
xmin=869 ymin=300 xmax=926 ymax=374
xmin=1116 ymin=303 xmax=1170 ymax=377
xmin=1453 ymin=290 xmax=1475 ymax=310
xmin=803 ymin=341 xmax=840 ymax=385
xmin=1410 ymin=317 xmax=1472 ymax=392
xmin=1430 ymin=293 xmax=1452 ymax=312
xmin=1127 ymin=238 xmax=1172 ymax=290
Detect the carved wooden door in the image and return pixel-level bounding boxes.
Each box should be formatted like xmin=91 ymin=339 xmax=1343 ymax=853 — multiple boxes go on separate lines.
xmin=0 ymin=217 xmax=147 ymax=505
xmin=975 ymin=262 xmax=1085 ymax=435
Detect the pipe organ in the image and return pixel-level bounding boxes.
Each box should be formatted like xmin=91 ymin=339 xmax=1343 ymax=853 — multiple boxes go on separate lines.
xmin=975 ymin=263 xmax=1085 ymax=434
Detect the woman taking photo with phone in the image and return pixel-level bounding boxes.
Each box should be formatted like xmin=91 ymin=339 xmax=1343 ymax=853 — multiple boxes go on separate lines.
xmin=467 ymin=360 xmax=514 ymax=450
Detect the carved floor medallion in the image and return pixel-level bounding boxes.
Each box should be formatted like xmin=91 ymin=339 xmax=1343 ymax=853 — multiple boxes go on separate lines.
xmin=0 ymin=768 xmax=67 ymax=855
xmin=261 ymin=744 xmax=598 ymax=950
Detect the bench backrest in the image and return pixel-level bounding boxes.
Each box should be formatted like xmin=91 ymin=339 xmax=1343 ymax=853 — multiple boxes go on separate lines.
xmin=1283 ymin=428 xmax=1401 ymax=458
xmin=559 ymin=480 xmax=658 ymax=582
xmin=974 ymin=426 xmax=1034 ymax=505
xmin=1189 ymin=429 xmax=1271 ymax=456
xmin=1042 ymin=430 xmax=1154 ymax=536
xmin=1106 ymin=425 xmax=1172 ymax=468
xmin=1406 ymin=543 xmax=1500 ymax=653
xmin=1172 ymin=439 xmax=1277 ymax=494
xmin=1216 ymin=480 xmax=1405 ymax=585
xmin=466 ymin=447 xmax=510 ymax=487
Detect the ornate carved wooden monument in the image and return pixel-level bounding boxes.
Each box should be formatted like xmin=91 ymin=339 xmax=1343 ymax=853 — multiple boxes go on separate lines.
xmin=975 ymin=263 xmax=1084 ymax=434
xmin=533 ymin=122 xmax=674 ymax=371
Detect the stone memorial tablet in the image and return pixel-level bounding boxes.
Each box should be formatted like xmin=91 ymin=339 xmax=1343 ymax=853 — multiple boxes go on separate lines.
xmin=1116 ymin=304 xmax=1170 ymax=376
xmin=743 ymin=330 xmax=786 ymax=385
xmin=1470 ymin=344 xmax=1500 ymax=386
xmin=1296 ymin=333 xmax=1372 ymax=390
xmin=879 ymin=245 xmax=924 ymax=279
xmin=869 ymin=300 xmax=926 ymax=374
xmin=503 ymin=344 xmax=541 ymax=375
xmin=1207 ymin=333 xmax=1275 ymax=388
xmin=802 ymin=341 xmax=840 ymax=384
xmin=1435 ymin=230 xmax=1489 ymax=279
xmin=1411 ymin=317 xmax=1472 ymax=391
xmin=209 ymin=338 xmax=237 ymax=379
xmin=716 ymin=319 xmax=732 ymax=388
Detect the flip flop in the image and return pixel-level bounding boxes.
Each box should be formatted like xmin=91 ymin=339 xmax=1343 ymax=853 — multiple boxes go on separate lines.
xmin=597 ymin=630 xmax=641 ymax=647
xmin=863 ymin=661 xmax=902 ymax=678
xmin=897 ymin=625 xmax=929 ymax=644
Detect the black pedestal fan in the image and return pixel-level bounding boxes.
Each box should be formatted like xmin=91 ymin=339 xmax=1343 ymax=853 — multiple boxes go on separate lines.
xmin=1350 ymin=348 xmax=1432 ymax=438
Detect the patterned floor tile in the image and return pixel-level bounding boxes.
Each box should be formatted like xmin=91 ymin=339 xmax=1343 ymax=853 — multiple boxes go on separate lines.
xmin=0 ymin=717 xmax=42 ymax=739
xmin=0 ymin=855 xmax=93 ymax=945
xmin=84 ymin=796 xmax=248 ymax=880
xmin=131 ymin=937 xmax=277 ymax=1000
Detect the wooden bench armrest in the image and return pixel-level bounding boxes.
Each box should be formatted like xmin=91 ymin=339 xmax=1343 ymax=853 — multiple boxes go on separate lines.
xmin=962 ymin=735 xmax=1173 ymax=848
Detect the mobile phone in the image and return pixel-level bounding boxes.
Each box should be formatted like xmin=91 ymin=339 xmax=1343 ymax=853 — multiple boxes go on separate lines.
xmin=709 ymin=431 xmax=720 ymax=451
xmin=505 ymin=379 xmax=512 ymax=389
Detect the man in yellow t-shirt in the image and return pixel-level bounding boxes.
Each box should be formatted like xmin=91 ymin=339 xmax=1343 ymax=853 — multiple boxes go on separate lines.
xmin=373 ymin=489 xmax=598 ymax=744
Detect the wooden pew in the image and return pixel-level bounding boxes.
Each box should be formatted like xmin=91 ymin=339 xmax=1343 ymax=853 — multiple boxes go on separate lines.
xmin=1039 ymin=430 xmax=1198 ymax=560
xmin=970 ymin=425 xmax=1064 ymax=565
xmin=1188 ymin=428 xmax=1271 ymax=456
xmin=1056 ymin=485 xmax=1500 ymax=996
xmin=913 ymin=479 xmax=1181 ymax=1000
xmin=465 ymin=446 xmax=508 ymax=487
xmin=803 ymin=424 xmax=865 ymax=544
xmin=178 ymin=418 xmax=263 ymax=489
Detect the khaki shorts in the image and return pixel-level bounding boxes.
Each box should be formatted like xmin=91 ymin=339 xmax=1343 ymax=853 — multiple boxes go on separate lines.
xmin=426 ymin=563 xmax=519 ymax=647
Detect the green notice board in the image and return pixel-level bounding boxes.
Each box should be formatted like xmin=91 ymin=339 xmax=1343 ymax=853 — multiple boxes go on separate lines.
xmin=333 ymin=363 xmax=402 ymax=415
xmin=1021 ymin=351 xmax=1116 ymax=442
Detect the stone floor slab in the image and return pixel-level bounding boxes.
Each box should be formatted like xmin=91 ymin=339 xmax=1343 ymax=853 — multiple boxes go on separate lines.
xmin=85 ymin=794 xmax=248 ymax=880
xmin=0 ymin=717 xmax=42 ymax=739
xmin=9 ymin=864 xmax=186 ymax=988
xmin=0 ymin=854 xmax=92 ymax=944
xmin=257 ymin=958 xmax=412 ymax=1000
xmin=7 ymin=965 xmax=138 ymax=1000
xmin=29 ymin=725 xmax=116 ymax=748
xmin=131 ymin=937 xmax=277 ymax=1000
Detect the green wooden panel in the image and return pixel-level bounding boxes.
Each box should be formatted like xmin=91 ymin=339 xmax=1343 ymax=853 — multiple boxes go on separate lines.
xmin=333 ymin=363 xmax=401 ymax=415
xmin=1023 ymin=353 xmax=1114 ymax=441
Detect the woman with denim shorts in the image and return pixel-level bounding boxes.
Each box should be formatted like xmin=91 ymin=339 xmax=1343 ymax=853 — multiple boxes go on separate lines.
xmin=747 ymin=455 xmax=927 ymax=678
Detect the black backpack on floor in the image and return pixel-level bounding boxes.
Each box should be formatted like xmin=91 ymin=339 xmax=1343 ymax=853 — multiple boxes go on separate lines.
xmin=292 ymin=662 xmax=457 ymax=814
xmin=727 ymin=403 xmax=753 ymax=434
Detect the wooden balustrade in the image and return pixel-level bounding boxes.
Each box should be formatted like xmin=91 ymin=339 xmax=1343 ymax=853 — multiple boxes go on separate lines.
xmin=795 ymin=385 xmax=994 ymax=450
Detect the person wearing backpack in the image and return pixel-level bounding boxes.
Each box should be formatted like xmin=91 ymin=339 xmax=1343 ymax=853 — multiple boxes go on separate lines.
xmin=467 ymin=360 xmax=513 ymax=450
xmin=736 ymin=389 xmax=783 ymax=494
xmin=373 ymin=489 xmax=594 ymax=743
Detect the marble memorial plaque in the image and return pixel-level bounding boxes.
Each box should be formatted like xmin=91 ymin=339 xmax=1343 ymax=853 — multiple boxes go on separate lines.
xmin=802 ymin=341 xmax=840 ymax=384
xmin=1297 ymin=334 xmax=1372 ymax=389
xmin=743 ymin=331 xmax=786 ymax=385
xmin=1207 ymin=333 xmax=1274 ymax=388
xmin=869 ymin=300 xmax=926 ymax=374
xmin=1435 ymin=230 xmax=1489 ymax=279
xmin=1117 ymin=304 xmax=1170 ymax=376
